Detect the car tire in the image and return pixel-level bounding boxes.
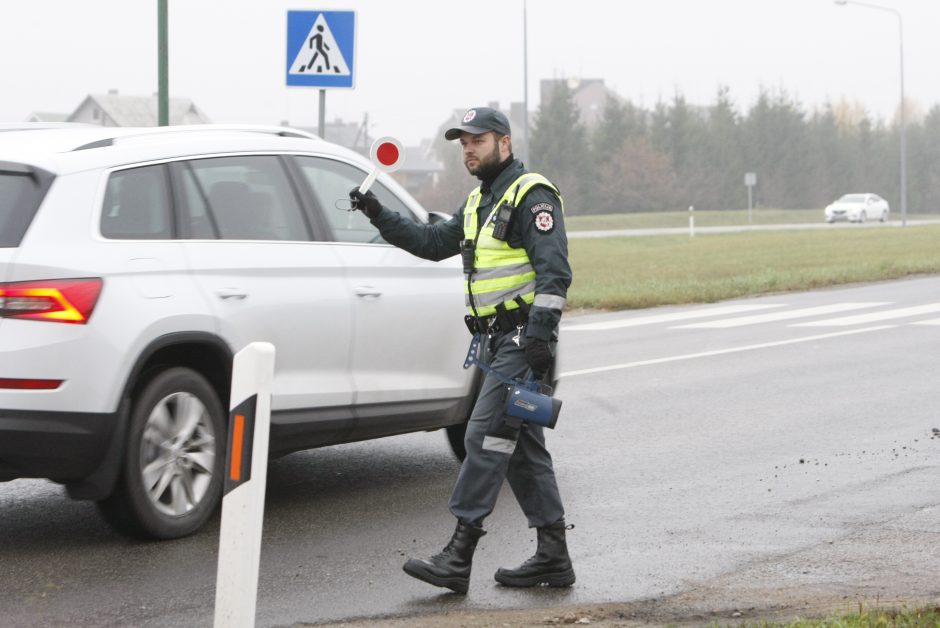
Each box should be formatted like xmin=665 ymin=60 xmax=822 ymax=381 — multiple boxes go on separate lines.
xmin=98 ymin=367 xmax=225 ymax=540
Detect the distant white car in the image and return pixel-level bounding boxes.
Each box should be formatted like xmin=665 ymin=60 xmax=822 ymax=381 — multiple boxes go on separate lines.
xmin=825 ymin=193 xmax=890 ymax=223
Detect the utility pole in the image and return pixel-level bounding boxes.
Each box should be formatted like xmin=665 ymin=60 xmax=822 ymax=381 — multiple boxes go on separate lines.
xmin=522 ymin=0 xmax=530 ymax=165
xmin=158 ymin=0 xmax=169 ymax=126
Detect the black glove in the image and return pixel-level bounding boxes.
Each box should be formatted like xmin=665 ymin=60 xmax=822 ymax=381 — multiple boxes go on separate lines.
xmin=525 ymin=338 xmax=554 ymax=379
xmin=348 ymin=188 xmax=383 ymax=219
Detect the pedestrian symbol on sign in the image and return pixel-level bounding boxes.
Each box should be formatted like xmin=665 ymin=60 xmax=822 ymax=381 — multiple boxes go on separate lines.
xmin=288 ymin=13 xmax=350 ymax=76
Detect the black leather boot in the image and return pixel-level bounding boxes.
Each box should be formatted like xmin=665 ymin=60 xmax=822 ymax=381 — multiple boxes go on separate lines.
xmin=494 ymin=520 xmax=575 ymax=587
xmin=403 ymin=521 xmax=486 ymax=594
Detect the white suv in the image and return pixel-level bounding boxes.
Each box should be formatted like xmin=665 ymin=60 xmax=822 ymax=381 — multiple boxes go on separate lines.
xmin=0 ymin=124 xmax=478 ymax=539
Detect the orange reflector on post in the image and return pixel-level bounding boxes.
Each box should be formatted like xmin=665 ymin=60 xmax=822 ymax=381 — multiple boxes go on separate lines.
xmin=230 ymin=415 xmax=245 ymax=482
xmin=224 ymin=396 xmax=256 ymax=495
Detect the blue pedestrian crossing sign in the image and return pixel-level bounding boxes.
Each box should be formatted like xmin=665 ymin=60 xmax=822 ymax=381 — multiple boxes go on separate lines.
xmin=286 ymin=10 xmax=356 ymax=88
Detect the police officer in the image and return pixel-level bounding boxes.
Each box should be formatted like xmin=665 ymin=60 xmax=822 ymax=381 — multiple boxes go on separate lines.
xmin=349 ymin=106 xmax=574 ymax=594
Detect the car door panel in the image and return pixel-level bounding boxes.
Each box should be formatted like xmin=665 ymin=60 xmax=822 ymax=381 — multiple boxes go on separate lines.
xmin=173 ymin=156 xmax=356 ymax=411
xmin=290 ymin=155 xmax=471 ymax=410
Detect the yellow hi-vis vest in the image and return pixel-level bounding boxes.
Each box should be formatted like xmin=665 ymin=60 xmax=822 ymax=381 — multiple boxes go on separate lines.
xmin=462 ymin=172 xmax=562 ymax=317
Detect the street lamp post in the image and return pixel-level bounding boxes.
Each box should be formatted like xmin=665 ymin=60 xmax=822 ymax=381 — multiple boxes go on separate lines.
xmin=158 ymin=0 xmax=169 ymax=127
xmin=834 ymin=0 xmax=907 ymax=226
xmin=522 ymin=0 xmax=530 ymax=165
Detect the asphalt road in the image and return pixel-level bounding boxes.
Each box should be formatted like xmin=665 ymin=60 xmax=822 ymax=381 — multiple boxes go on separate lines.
xmin=1 ymin=277 xmax=939 ymax=627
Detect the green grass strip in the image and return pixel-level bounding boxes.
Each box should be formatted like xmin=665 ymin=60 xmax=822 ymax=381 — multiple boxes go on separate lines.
xmin=567 ymin=225 xmax=940 ymax=310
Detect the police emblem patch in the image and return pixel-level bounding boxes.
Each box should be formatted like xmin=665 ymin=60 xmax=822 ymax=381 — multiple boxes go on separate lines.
xmin=530 ymin=202 xmax=554 ymax=215
xmin=534 ymin=211 xmax=554 ymax=233
xmin=463 ymin=109 xmax=477 ymax=123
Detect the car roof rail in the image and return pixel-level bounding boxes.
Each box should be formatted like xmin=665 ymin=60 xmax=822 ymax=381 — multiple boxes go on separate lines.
xmin=71 ymin=124 xmax=320 ymax=151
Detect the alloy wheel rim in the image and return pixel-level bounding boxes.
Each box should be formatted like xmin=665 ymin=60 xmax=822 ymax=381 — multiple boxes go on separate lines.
xmin=139 ymin=392 xmax=217 ymax=517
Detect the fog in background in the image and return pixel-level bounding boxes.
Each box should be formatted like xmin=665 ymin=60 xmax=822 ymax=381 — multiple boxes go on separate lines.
xmin=2 ymin=0 xmax=939 ymax=144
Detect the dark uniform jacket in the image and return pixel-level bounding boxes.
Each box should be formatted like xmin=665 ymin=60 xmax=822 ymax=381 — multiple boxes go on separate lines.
xmin=369 ymin=157 xmax=572 ymax=342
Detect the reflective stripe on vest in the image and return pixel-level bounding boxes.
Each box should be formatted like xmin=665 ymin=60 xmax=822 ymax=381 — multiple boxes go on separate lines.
xmin=462 ymin=172 xmax=562 ymax=316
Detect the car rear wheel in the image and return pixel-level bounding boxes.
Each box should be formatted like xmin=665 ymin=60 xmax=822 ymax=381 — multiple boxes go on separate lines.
xmin=98 ymin=367 xmax=225 ymax=539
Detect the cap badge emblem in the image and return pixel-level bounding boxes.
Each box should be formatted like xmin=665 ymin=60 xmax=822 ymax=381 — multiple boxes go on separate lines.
xmin=463 ymin=110 xmax=477 ymax=123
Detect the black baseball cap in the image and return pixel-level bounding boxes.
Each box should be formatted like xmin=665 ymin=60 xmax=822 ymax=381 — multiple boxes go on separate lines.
xmin=444 ymin=107 xmax=512 ymax=140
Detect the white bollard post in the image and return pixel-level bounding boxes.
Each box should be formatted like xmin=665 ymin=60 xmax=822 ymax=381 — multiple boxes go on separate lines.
xmin=689 ymin=205 xmax=695 ymax=238
xmin=214 ymin=342 xmax=276 ymax=628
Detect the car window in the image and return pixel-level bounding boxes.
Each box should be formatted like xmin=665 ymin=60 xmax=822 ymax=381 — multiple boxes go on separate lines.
xmin=179 ymin=156 xmax=309 ymax=241
xmin=101 ymin=165 xmax=173 ymax=240
xmin=839 ymin=194 xmax=866 ymax=203
xmin=0 ymin=165 xmax=52 ymax=248
xmin=293 ymin=156 xmax=418 ymax=244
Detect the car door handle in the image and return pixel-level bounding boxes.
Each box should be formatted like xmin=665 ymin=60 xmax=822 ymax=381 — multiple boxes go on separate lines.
xmin=354 ymin=286 xmax=382 ymax=298
xmin=216 ymin=288 xmax=248 ymax=300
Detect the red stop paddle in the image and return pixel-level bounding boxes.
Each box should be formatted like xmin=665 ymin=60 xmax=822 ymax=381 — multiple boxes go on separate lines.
xmin=359 ymin=137 xmax=404 ymax=193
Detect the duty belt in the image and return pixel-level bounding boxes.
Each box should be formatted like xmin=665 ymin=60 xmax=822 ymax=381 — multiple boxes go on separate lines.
xmin=464 ymin=297 xmax=530 ymax=335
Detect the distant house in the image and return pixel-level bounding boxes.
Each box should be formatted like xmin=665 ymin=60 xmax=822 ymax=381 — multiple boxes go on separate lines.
xmin=25 ymin=111 xmax=70 ymax=123
xmin=289 ymin=118 xmax=372 ymax=156
xmin=67 ymin=91 xmax=210 ymax=127
xmin=540 ymin=78 xmax=613 ymax=127
xmin=395 ymin=141 xmax=443 ymax=197
xmin=290 ymin=118 xmax=442 ymax=199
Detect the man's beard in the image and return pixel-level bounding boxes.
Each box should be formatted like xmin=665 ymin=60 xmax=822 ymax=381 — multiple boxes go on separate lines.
xmin=466 ymin=143 xmax=502 ymax=180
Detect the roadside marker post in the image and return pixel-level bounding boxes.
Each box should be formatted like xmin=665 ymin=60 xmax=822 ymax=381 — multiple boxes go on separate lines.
xmin=689 ymin=205 xmax=695 ymax=238
xmin=213 ymin=342 xmax=276 ymax=628
xmin=358 ymin=136 xmax=404 ymax=194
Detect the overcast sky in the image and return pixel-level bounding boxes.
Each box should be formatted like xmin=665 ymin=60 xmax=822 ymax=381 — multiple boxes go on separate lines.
xmin=2 ymin=0 xmax=938 ymax=145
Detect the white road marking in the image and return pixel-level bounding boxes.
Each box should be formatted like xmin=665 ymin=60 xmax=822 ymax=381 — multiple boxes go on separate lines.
xmin=791 ymin=303 xmax=940 ymax=327
xmin=558 ymin=325 xmax=895 ymax=379
xmin=911 ymin=317 xmax=940 ymax=326
xmin=673 ymin=302 xmax=890 ymax=329
xmin=563 ymin=304 xmax=783 ymax=331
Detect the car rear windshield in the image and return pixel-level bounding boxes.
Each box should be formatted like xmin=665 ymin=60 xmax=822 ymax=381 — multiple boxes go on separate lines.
xmin=0 ymin=162 xmax=54 ymax=247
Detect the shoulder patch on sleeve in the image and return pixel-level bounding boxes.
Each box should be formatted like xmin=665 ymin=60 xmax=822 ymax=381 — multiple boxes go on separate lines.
xmin=533 ymin=210 xmax=555 ymax=234
xmin=530 ymin=202 xmax=555 ymax=215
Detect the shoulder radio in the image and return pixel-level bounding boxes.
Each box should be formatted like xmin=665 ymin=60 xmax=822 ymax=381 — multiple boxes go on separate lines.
xmin=490 ymin=201 xmax=514 ymax=241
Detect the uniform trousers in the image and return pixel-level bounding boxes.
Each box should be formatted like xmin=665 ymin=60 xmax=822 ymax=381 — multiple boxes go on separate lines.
xmin=448 ymin=329 xmax=565 ymax=528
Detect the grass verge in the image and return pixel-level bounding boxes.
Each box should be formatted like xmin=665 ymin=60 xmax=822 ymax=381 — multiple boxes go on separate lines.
xmin=567 ymin=224 xmax=940 ymax=310
xmin=722 ymin=605 xmax=940 ymax=627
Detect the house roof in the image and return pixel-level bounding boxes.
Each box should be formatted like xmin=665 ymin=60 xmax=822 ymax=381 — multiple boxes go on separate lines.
xmin=403 ymin=144 xmax=442 ymax=173
xmin=68 ymin=93 xmax=210 ymax=126
xmin=26 ymin=111 xmax=70 ymax=123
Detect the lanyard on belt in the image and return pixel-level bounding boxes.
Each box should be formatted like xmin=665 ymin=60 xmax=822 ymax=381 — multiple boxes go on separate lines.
xmin=463 ymin=332 xmax=536 ymax=389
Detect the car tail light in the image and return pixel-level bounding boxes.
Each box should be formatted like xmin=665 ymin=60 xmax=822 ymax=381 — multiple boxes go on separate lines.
xmin=0 ymin=278 xmax=103 ymax=324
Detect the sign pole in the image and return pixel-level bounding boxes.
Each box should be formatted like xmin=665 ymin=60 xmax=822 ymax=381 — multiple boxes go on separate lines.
xmin=748 ymin=186 xmax=753 ymax=224
xmin=318 ymin=89 xmax=326 ymax=139
xmin=744 ymin=172 xmax=757 ymax=224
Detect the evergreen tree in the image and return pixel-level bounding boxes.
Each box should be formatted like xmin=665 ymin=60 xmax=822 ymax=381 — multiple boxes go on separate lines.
xmin=530 ymin=80 xmax=591 ymax=214
xmin=699 ymin=86 xmax=744 ymax=209
xmin=907 ymin=105 xmax=940 ymax=212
